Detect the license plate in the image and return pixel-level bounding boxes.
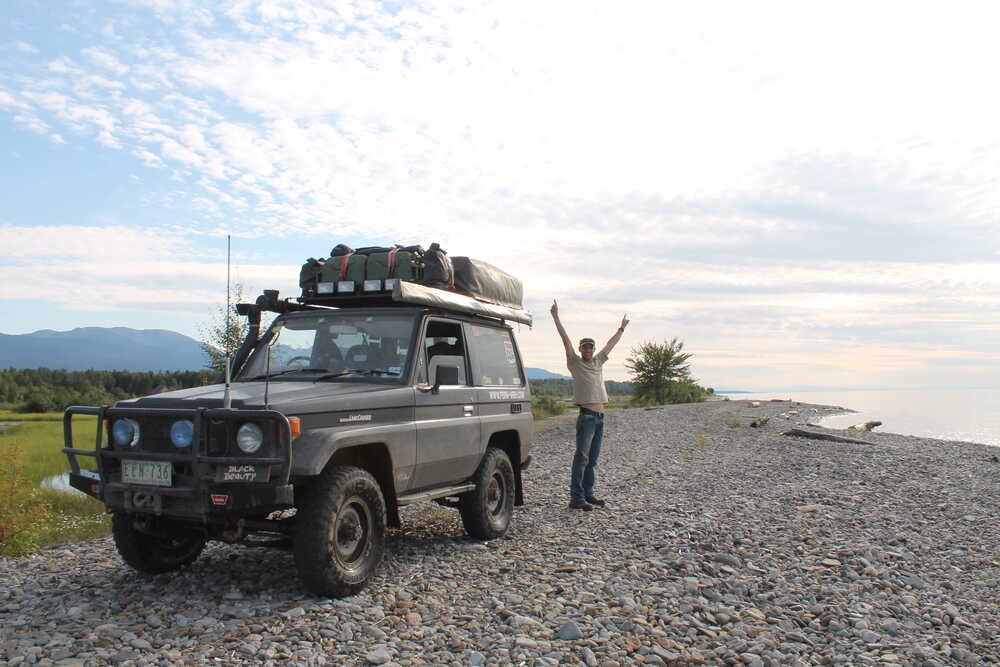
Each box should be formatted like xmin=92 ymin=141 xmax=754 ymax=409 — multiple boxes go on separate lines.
xmin=122 ymin=460 xmax=172 ymax=487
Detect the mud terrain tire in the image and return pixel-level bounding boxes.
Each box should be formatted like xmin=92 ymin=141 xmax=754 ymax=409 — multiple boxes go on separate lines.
xmin=459 ymin=447 xmax=514 ymax=539
xmin=112 ymin=513 xmax=206 ymax=574
xmin=294 ymin=465 xmax=386 ymax=597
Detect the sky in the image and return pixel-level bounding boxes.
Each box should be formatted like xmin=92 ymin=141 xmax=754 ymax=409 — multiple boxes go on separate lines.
xmin=2 ymin=0 xmax=999 ymax=390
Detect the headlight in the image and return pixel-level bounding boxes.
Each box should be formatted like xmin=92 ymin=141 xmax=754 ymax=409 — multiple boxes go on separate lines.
xmin=236 ymin=422 xmax=264 ymax=454
xmin=112 ymin=418 xmax=140 ymax=448
xmin=170 ymin=420 xmax=195 ymax=448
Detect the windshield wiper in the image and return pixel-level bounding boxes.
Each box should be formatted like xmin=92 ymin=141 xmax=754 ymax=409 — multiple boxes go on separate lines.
xmin=242 ymin=368 xmax=328 ymax=381
xmin=314 ymin=368 xmax=401 ymax=382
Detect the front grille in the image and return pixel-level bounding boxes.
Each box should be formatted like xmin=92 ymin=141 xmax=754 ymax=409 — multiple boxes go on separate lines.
xmin=206 ymin=419 xmax=232 ymax=456
xmin=137 ymin=418 xmax=177 ymax=454
xmin=108 ymin=413 xmax=277 ymax=459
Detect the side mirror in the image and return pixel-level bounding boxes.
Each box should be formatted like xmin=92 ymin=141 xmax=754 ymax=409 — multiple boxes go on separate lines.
xmin=418 ymin=363 xmax=462 ymax=394
xmin=435 ymin=364 xmax=460 ymax=387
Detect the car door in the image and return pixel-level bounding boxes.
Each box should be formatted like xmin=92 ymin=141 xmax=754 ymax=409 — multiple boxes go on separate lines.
xmin=465 ymin=322 xmax=531 ymax=447
xmin=411 ymin=317 xmax=481 ymax=489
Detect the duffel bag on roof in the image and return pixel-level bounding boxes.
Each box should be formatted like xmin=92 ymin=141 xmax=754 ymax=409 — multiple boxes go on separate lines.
xmin=316 ymin=251 xmax=365 ymax=294
xmin=367 ymin=245 xmax=423 ymax=283
xmin=452 ymin=256 xmax=523 ymax=309
xmin=299 ymin=257 xmax=326 ymax=292
xmin=422 ymin=242 xmax=454 ymax=289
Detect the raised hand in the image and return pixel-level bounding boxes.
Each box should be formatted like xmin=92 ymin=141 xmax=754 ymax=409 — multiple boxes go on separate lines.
xmin=550 ymin=300 xmax=559 ymax=318
xmin=620 ymin=313 xmax=629 ymax=330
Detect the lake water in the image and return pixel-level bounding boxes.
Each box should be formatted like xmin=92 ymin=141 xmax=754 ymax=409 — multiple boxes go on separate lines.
xmin=719 ymin=388 xmax=1000 ymax=448
xmin=42 ymin=472 xmax=85 ymax=495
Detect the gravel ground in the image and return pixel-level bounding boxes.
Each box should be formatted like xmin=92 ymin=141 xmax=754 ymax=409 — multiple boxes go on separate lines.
xmin=2 ymin=399 xmax=998 ymax=666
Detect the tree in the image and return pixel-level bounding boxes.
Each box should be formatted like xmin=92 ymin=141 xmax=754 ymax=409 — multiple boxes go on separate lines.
xmin=199 ymin=283 xmax=249 ymax=374
xmin=624 ymin=338 xmax=709 ymax=405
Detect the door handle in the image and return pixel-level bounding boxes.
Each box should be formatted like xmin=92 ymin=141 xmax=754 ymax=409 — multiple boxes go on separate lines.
xmin=463 ymin=405 xmax=474 ymax=415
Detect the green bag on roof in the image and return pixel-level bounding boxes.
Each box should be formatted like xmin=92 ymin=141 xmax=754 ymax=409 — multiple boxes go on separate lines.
xmin=367 ymin=245 xmax=423 ymax=282
xmin=321 ymin=253 xmax=366 ymax=292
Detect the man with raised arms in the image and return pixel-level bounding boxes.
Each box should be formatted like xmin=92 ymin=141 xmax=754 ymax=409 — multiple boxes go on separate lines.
xmin=550 ymin=300 xmax=629 ymax=511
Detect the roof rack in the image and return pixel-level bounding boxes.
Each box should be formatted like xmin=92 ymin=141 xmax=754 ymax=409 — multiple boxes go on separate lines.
xmin=296 ymin=281 xmax=533 ymax=326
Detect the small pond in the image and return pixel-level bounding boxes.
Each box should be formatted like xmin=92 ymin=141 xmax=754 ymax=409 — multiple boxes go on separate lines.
xmin=41 ymin=473 xmax=86 ymax=496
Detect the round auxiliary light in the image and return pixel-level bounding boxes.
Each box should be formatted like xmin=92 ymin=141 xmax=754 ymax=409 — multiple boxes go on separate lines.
xmin=236 ymin=422 xmax=264 ymax=454
xmin=112 ymin=418 xmax=140 ymax=448
xmin=170 ymin=419 xmax=195 ymax=448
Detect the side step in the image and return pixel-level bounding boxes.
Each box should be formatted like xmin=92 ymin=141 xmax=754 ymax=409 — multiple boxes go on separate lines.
xmin=397 ymin=483 xmax=475 ymax=506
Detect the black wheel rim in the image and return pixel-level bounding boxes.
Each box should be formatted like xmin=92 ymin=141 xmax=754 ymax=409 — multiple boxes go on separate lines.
xmin=487 ymin=471 xmax=506 ymax=518
xmin=334 ymin=496 xmax=371 ymax=572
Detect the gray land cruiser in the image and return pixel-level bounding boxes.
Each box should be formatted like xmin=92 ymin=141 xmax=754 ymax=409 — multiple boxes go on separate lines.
xmin=62 ymin=289 xmax=533 ymax=597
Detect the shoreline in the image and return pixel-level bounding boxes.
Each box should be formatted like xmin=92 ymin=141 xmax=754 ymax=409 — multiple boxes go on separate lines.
xmin=2 ymin=399 xmax=998 ymax=665
xmin=722 ymin=390 xmax=1000 ymax=449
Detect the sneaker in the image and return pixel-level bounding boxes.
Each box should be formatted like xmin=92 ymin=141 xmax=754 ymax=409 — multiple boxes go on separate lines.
xmin=568 ymin=500 xmax=593 ymax=511
xmin=585 ymin=496 xmax=606 ymax=507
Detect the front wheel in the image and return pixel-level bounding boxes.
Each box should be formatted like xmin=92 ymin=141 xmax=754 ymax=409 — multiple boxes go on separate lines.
xmin=294 ymin=465 xmax=386 ymax=598
xmin=460 ymin=447 xmax=515 ymax=539
xmin=112 ymin=513 xmax=206 ymax=574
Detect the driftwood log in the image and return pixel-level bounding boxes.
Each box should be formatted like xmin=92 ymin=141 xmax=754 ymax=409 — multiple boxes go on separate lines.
xmin=782 ymin=427 xmax=874 ymax=445
xmin=848 ymin=420 xmax=882 ymax=432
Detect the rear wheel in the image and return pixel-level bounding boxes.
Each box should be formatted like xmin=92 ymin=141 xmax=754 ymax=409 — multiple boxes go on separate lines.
xmin=294 ymin=465 xmax=386 ymax=597
xmin=112 ymin=513 xmax=206 ymax=574
xmin=460 ymin=447 xmax=515 ymax=539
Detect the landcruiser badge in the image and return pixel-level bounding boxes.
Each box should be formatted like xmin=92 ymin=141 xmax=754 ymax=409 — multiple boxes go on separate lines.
xmin=339 ymin=414 xmax=373 ymax=423
xmin=211 ymin=494 xmax=229 ymax=506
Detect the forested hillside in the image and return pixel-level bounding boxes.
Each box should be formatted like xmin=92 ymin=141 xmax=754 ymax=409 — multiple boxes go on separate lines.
xmin=0 ymin=370 xmax=635 ymax=413
xmin=0 ymin=369 xmax=215 ymax=412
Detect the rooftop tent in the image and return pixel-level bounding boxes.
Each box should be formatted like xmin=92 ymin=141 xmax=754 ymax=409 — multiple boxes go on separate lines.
xmin=393 ymin=281 xmax=532 ymax=326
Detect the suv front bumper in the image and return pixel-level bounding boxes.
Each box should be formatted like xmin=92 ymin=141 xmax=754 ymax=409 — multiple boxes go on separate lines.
xmin=63 ymin=405 xmax=294 ymax=519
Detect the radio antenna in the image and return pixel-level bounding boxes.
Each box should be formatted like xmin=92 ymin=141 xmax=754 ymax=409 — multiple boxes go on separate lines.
xmin=223 ymin=234 xmax=233 ymax=409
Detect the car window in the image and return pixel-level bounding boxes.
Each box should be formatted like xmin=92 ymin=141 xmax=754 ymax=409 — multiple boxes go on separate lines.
xmin=239 ymin=312 xmax=416 ymax=381
xmin=422 ymin=320 xmax=469 ymax=385
xmin=465 ymin=324 xmax=522 ymax=386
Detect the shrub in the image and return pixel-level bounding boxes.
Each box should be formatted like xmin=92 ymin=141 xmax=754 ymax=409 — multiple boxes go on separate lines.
xmin=627 ymin=394 xmax=663 ymax=408
xmin=0 ymin=440 xmax=55 ymax=556
xmin=22 ymin=391 xmax=61 ymax=414
xmin=531 ymin=395 xmax=565 ymax=419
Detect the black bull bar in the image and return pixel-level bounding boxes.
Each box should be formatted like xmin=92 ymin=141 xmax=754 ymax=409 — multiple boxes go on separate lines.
xmin=63 ymin=406 xmax=294 ymax=518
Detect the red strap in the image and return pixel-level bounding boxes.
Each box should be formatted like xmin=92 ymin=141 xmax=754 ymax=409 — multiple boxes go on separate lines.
xmin=339 ymin=252 xmax=353 ymax=280
xmin=387 ymin=247 xmax=399 ymax=277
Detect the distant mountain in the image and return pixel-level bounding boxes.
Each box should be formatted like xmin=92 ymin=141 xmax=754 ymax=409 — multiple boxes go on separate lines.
xmin=1 ymin=328 xmax=581 ymax=378
xmin=525 ymin=367 xmax=570 ymax=380
xmin=0 ymin=327 xmax=208 ymax=371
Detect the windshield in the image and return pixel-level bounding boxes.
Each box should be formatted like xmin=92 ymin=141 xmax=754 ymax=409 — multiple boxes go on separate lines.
xmin=239 ymin=311 xmax=417 ymax=382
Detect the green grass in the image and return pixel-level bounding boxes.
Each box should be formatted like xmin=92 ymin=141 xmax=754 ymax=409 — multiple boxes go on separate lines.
xmin=1 ymin=416 xmax=110 ymax=556
xmin=0 ymin=410 xmax=65 ymax=422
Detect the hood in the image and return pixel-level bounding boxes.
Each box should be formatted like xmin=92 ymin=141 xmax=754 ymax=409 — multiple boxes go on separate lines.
xmin=118 ymin=380 xmax=400 ymax=413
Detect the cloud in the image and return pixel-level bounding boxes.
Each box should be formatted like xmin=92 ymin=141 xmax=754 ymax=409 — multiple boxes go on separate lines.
xmin=0 ymin=225 xmax=296 ymax=310
xmin=3 ymin=1 xmax=1000 ymax=389
xmin=13 ymin=41 xmax=39 ymax=54
xmin=81 ymin=47 xmax=130 ymax=76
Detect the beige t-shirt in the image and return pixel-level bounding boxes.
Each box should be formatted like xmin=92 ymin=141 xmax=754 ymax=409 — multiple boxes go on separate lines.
xmin=566 ymin=350 xmax=609 ymax=407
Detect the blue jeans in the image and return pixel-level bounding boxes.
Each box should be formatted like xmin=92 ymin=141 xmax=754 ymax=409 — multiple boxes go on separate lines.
xmin=570 ymin=410 xmax=604 ymax=502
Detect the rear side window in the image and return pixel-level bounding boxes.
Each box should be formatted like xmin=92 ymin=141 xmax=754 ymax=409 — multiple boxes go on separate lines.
xmin=466 ymin=324 xmax=522 ymax=386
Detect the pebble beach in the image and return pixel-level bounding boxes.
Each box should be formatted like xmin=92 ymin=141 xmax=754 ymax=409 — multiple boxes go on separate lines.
xmin=2 ymin=399 xmax=998 ymax=666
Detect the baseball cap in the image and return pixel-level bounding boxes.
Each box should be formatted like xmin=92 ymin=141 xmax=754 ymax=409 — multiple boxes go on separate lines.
xmin=579 ymin=337 xmax=595 ymax=347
